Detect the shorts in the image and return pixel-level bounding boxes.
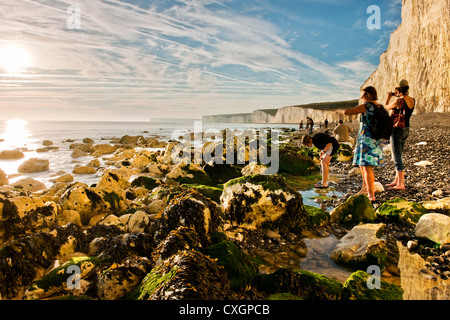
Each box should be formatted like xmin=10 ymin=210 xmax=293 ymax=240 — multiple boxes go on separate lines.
xmin=325 ymin=140 xmax=340 ymax=157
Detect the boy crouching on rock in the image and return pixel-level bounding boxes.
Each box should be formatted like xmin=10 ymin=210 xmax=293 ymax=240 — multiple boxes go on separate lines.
xmin=302 ymin=133 xmax=340 ymax=189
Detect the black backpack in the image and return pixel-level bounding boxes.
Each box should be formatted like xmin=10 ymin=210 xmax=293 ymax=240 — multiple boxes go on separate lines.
xmin=363 ymin=103 xmax=393 ymax=140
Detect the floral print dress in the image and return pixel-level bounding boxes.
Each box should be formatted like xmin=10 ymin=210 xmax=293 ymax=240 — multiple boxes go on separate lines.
xmin=353 ymin=103 xmax=387 ymax=167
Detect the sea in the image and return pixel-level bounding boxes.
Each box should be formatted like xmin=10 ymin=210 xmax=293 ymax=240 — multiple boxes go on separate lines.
xmin=0 ymin=119 xmax=298 ymax=188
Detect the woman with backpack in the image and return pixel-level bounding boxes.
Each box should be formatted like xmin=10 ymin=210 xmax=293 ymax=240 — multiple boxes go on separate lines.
xmin=338 ymin=86 xmax=387 ymax=202
xmin=385 ymin=79 xmax=416 ymax=190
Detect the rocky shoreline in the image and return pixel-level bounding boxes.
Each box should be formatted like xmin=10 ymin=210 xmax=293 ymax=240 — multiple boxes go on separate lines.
xmin=0 ymin=113 xmax=448 ymax=301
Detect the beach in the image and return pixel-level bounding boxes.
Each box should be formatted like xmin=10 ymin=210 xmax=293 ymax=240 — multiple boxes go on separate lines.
xmin=0 ymin=114 xmax=448 ymax=301
xmin=331 ymin=112 xmax=450 ymax=206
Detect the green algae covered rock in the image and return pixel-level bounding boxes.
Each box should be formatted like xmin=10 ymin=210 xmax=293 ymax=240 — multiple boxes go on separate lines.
xmin=376 ymin=198 xmax=428 ymax=226
xmin=207 ymin=239 xmax=259 ymax=292
xmin=278 ymin=145 xmax=318 ymax=175
xmin=254 ymin=267 xmax=343 ymax=300
xmin=221 ymin=175 xmax=307 ymax=232
xmin=330 ymin=194 xmax=375 ymax=223
xmin=24 ymin=256 xmax=101 ymax=300
xmin=135 ymin=249 xmax=232 ymax=300
xmin=343 ymin=270 xmax=404 ymax=300
xmin=131 ymin=176 xmax=160 ymax=191
xmin=182 ymin=184 xmax=223 ymax=203
xmin=304 ymin=205 xmax=330 ymax=229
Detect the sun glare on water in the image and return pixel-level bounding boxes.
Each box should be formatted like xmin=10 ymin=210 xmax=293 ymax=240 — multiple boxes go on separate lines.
xmin=0 ymin=45 xmax=32 ymax=74
xmin=1 ymin=119 xmax=31 ymax=150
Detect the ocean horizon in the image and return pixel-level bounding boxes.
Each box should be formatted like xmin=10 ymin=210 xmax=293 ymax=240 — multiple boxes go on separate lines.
xmin=0 ymin=119 xmax=298 ymax=188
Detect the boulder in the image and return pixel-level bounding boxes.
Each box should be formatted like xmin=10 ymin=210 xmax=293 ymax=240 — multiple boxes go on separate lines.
xmin=97 ymin=257 xmax=152 ymax=300
xmin=71 ymin=148 xmax=89 ymax=158
xmin=0 ymin=196 xmax=58 ymax=236
xmin=415 ymin=213 xmax=450 ymax=245
xmin=342 ymin=270 xmax=403 ymax=300
xmin=207 ymin=238 xmax=259 ymax=292
xmin=131 ymin=151 xmax=157 ymax=170
xmin=203 ymin=163 xmax=242 ymax=184
xmin=24 ymin=256 xmax=100 ymax=300
xmin=57 ymin=210 xmax=82 ymax=227
xmin=254 ymin=267 xmax=343 ymax=300
xmin=119 ymin=135 xmax=144 ymax=146
xmin=181 ymin=184 xmax=223 ymax=203
xmin=18 ymin=158 xmax=49 ymax=173
xmin=220 ymin=174 xmax=307 ymax=232
xmin=51 ymin=174 xmax=74 ymax=183
xmin=97 ymin=168 xmax=131 ymax=191
xmin=151 ymin=226 xmax=200 ymax=265
xmin=376 ymin=198 xmax=428 ymax=226
xmin=330 ymin=194 xmax=375 ymax=223
xmin=157 ymin=141 xmax=179 ymax=165
xmin=330 ymin=223 xmax=387 ymax=270
xmin=0 ymin=224 xmax=86 ymax=299
xmin=42 ymin=140 xmax=53 ymax=146
xmin=128 ymin=210 xmax=150 ymax=233
xmin=95 ymin=233 xmax=155 ymax=264
xmin=146 ymin=162 xmax=168 ymax=177
xmin=59 ymin=186 xmax=122 ymax=225
xmin=11 ymin=177 xmax=47 ymax=193
xmin=0 ymin=169 xmax=8 ymax=186
xmin=304 ymin=205 xmax=330 ymax=229
xmin=0 ymin=150 xmax=25 ymax=159
xmin=146 ymin=137 xmax=167 ymax=148
xmin=241 ymin=163 xmax=271 ymax=176
xmin=91 ymin=144 xmax=117 ymax=157
xmin=420 ymin=198 xmax=450 ymax=215
xmin=131 ymin=176 xmax=160 ymax=191
xmin=134 ymin=250 xmax=232 ymax=300
xmin=278 ymin=145 xmax=318 ymax=175
xmin=156 ymin=189 xmax=223 ymax=247
xmin=72 ymin=166 xmax=97 ymax=175
xmin=166 ymin=159 xmax=213 ymax=186
xmin=87 ymin=158 xmax=101 ymax=167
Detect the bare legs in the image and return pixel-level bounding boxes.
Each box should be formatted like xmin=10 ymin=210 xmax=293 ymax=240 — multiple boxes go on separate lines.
xmin=320 ymin=154 xmax=332 ymax=187
xmin=387 ymin=170 xmax=406 ymax=190
xmin=357 ymin=165 xmax=376 ymax=201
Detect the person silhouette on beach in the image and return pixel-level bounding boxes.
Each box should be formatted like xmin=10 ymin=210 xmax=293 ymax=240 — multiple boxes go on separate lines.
xmin=302 ymin=132 xmax=340 ymax=189
xmin=337 ymin=86 xmax=386 ymax=202
xmin=385 ymin=79 xmax=416 ymax=190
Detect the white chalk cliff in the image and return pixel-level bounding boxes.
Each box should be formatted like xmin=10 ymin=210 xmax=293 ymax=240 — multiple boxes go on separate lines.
xmin=363 ymin=0 xmax=450 ymax=113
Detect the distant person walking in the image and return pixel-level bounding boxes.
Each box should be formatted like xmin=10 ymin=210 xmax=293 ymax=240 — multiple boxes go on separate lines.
xmin=324 ymin=119 xmax=329 ymax=129
xmin=299 ymin=120 xmax=303 ymax=131
xmin=385 ymin=79 xmax=416 ymax=190
xmin=333 ymin=119 xmax=353 ymax=143
xmin=309 ymin=118 xmax=314 ymax=134
xmin=338 ymin=86 xmax=386 ymax=202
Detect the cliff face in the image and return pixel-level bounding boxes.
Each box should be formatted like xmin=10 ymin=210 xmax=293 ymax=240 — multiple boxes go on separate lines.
xmin=363 ymin=0 xmax=450 ymax=113
xmin=270 ymin=100 xmax=359 ymax=124
xmin=203 ymin=113 xmax=253 ymax=123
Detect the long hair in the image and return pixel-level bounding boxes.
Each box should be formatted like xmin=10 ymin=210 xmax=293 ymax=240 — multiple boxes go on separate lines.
xmin=363 ymin=86 xmax=378 ymax=101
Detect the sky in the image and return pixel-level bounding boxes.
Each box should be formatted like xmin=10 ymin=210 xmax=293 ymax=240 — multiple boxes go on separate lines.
xmin=0 ymin=0 xmax=403 ymax=121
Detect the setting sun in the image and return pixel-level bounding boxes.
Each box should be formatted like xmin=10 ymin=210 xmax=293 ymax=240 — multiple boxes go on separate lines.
xmin=0 ymin=45 xmax=32 ymax=74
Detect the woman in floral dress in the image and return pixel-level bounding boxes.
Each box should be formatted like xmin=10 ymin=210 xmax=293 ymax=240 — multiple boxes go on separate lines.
xmin=338 ymin=86 xmax=387 ymax=202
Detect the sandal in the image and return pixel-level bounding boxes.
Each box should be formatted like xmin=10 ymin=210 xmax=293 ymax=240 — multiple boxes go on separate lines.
xmin=314 ymin=182 xmax=329 ymax=189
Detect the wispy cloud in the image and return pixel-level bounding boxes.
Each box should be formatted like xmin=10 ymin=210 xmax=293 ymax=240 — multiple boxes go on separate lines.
xmin=0 ymin=0 xmax=397 ymax=120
